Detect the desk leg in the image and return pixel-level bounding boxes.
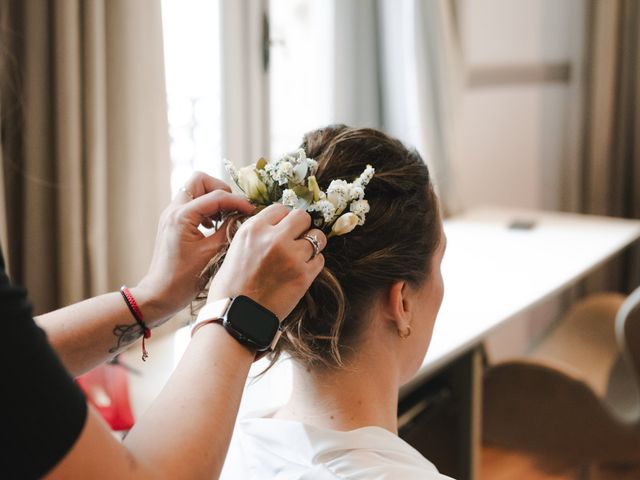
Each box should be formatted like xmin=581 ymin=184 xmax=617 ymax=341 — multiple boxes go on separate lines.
xmin=467 ymin=347 xmax=483 ymax=480
xmin=450 ymin=346 xmax=483 ymax=480
xmin=398 ymin=346 xmax=484 ymax=480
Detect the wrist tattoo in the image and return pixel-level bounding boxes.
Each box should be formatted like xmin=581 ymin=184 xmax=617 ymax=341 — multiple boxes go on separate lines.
xmin=109 ymin=323 xmax=145 ymax=353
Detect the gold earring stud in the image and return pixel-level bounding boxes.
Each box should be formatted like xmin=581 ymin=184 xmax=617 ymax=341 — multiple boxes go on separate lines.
xmin=398 ymin=325 xmax=412 ymax=339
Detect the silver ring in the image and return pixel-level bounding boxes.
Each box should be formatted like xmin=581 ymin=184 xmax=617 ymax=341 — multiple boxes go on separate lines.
xmin=180 ymin=186 xmax=194 ymax=200
xmin=302 ymin=233 xmax=321 ymax=260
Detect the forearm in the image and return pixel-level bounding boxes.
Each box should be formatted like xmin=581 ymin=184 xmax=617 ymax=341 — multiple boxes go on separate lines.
xmin=47 ymin=324 xmax=254 ymax=480
xmin=35 ymin=286 xmax=172 ymax=376
xmin=123 ymin=324 xmax=253 ymax=478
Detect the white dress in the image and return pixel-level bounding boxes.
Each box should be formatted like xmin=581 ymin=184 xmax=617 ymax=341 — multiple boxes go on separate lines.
xmin=220 ymin=409 xmax=455 ymax=480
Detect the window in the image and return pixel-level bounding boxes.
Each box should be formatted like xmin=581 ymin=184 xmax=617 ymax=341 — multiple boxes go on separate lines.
xmin=161 ymin=0 xmax=222 ymax=196
xmin=269 ymin=0 xmax=334 ymax=157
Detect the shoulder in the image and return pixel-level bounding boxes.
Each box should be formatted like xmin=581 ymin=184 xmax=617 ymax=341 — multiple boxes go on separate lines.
xmin=321 ymin=447 xmax=454 ymax=480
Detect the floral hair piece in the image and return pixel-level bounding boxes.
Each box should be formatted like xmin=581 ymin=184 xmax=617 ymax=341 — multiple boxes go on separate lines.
xmin=224 ymin=148 xmax=374 ymax=237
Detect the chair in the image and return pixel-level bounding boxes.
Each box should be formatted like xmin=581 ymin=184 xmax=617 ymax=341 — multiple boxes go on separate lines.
xmin=483 ymin=287 xmax=640 ymax=467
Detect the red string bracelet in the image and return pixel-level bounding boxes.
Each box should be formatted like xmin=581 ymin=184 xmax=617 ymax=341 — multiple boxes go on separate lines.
xmin=119 ymin=286 xmax=151 ymax=361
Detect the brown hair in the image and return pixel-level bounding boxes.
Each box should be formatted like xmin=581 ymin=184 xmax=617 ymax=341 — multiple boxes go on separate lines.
xmin=203 ymin=125 xmax=441 ymax=370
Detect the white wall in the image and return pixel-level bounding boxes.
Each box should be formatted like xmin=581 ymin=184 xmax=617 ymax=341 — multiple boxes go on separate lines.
xmin=452 ymin=0 xmax=586 ymax=358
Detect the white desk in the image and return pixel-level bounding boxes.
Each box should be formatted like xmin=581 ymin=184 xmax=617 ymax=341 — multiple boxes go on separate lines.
xmin=400 ymin=207 xmax=640 ymax=479
xmin=407 ymin=206 xmax=640 ymax=389
xmin=127 ymin=207 xmax=640 ymax=480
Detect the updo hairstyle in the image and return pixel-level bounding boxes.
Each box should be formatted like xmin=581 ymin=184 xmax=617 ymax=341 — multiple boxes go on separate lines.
xmin=271 ymin=125 xmax=441 ymax=370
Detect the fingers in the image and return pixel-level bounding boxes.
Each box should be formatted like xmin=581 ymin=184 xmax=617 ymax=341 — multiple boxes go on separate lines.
xmin=251 ymin=203 xmax=292 ymax=226
xmin=306 ymin=249 xmax=325 ymax=276
xmin=174 ymin=171 xmax=232 ymax=205
xmin=276 ymin=208 xmax=313 ymax=238
xmin=298 ymin=228 xmax=327 ymax=263
xmin=186 ymin=190 xmax=255 ymax=219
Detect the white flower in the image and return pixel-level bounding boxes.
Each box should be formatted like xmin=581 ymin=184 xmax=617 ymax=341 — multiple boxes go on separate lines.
xmin=350 ymin=199 xmax=370 ymax=225
xmin=263 ymin=161 xmax=285 ymax=185
xmin=349 ymin=185 xmax=365 ymax=201
xmin=331 ymin=212 xmax=359 ymax=236
xmin=277 ymin=162 xmax=294 ymax=185
xmin=224 ymin=159 xmax=239 ymax=183
xmin=326 ymin=179 xmax=350 ymax=213
xmin=256 ymin=168 xmax=273 ymax=188
xmin=292 ymin=161 xmax=308 ymax=184
xmin=237 ymin=166 xmax=269 ymax=203
xmin=308 ymin=199 xmax=336 ymax=224
xmin=354 ymin=164 xmax=375 ymax=188
xmin=306 ymin=158 xmax=318 ymax=176
xmin=281 ymin=189 xmax=298 ymax=207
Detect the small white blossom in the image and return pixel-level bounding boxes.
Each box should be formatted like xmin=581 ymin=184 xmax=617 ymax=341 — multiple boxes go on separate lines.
xmin=281 ymin=189 xmax=298 ymax=207
xmin=353 ymin=164 xmax=375 ymax=189
xmin=224 ymin=159 xmax=239 ymax=183
xmin=349 ymin=185 xmax=365 ymax=201
xmin=277 ymin=162 xmax=293 ymax=184
xmin=291 ymin=148 xmax=307 ymax=164
xmin=308 ymin=199 xmax=336 ymax=224
xmin=265 ymin=160 xmax=293 ymax=185
xmin=326 ymin=179 xmax=350 ymax=213
xmin=350 ymin=199 xmax=370 ymax=225
xmin=307 ymin=158 xmax=318 ymax=175
xmin=256 ymin=168 xmax=273 ymax=188
xmin=292 ymin=161 xmax=308 ymax=183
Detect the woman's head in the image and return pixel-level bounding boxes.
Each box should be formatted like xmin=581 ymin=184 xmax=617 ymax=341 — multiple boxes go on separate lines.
xmin=274 ymin=125 xmax=444 ymax=374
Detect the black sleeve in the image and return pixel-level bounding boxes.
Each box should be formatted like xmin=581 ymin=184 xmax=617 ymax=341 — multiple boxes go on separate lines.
xmin=0 ymin=252 xmax=88 ymax=479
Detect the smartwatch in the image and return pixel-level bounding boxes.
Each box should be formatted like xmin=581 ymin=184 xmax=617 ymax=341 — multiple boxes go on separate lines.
xmin=191 ymin=295 xmax=282 ymax=353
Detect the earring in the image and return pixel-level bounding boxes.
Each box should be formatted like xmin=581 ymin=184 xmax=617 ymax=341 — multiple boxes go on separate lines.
xmin=398 ymin=325 xmax=412 ymax=339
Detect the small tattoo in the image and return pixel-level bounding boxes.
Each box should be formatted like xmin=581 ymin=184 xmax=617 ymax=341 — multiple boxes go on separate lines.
xmin=109 ymin=323 xmax=144 ymax=353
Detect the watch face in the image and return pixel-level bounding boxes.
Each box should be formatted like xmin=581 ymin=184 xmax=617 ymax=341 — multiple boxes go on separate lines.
xmin=225 ymin=296 xmax=279 ymax=349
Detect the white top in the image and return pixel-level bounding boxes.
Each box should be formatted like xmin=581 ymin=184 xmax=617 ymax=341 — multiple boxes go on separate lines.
xmin=220 ymin=410 xmax=454 ymax=480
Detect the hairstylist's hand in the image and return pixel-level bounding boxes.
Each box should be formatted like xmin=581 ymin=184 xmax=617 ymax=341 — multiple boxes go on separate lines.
xmin=208 ymin=204 xmax=327 ymax=320
xmin=134 ymin=172 xmax=255 ymax=326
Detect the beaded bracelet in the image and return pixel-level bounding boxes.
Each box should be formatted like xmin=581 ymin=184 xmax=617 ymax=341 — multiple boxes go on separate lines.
xmin=119 ymin=285 xmax=151 ymax=361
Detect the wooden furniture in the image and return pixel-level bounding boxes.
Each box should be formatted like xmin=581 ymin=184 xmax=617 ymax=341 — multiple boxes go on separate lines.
xmin=483 ymin=285 xmax=640 ymax=469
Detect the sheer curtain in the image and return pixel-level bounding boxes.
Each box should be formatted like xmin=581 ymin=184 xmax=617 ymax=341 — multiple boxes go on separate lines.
xmin=331 ymin=0 xmax=463 ymax=212
xmin=569 ymin=0 xmax=640 ymax=292
xmin=0 ymin=0 xmax=170 ymax=313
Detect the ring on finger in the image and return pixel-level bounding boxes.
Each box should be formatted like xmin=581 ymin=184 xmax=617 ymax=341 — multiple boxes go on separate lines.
xmin=302 ymin=232 xmax=321 ymax=261
xmin=180 ymin=186 xmax=195 ymax=201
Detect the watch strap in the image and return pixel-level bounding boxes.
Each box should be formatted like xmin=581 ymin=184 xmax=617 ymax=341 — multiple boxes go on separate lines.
xmin=191 ymin=298 xmax=232 ymax=338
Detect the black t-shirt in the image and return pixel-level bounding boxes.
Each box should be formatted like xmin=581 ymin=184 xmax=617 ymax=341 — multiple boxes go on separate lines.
xmin=1 ymin=252 xmax=88 ymax=479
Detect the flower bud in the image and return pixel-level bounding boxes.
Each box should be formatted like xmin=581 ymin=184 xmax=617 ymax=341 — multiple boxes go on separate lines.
xmin=330 ymin=212 xmax=359 ymax=237
xmin=238 ymin=166 xmax=269 ymax=203
xmin=255 ymin=157 xmax=268 ymax=170
xmin=307 ymin=175 xmax=322 ymax=202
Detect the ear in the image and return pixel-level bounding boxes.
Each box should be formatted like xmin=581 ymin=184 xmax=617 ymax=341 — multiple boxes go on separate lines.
xmin=383 ymin=281 xmax=413 ymax=333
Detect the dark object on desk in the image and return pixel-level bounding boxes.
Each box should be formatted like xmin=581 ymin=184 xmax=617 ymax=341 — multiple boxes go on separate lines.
xmin=483 ymin=286 xmax=640 ymax=470
xmin=508 ymin=219 xmax=536 ymax=230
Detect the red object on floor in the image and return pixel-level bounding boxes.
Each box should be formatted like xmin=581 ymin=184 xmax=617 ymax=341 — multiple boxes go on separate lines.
xmin=77 ymin=361 xmax=135 ymax=431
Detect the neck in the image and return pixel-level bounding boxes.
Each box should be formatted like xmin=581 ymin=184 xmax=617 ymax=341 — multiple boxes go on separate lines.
xmin=274 ymin=345 xmax=401 ymax=434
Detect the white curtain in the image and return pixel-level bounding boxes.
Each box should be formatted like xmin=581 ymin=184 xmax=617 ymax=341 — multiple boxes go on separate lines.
xmin=0 ymin=0 xmax=170 ymax=312
xmin=220 ymin=0 xmax=270 ymax=167
xmin=331 ymin=0 xmax=463 ymax=212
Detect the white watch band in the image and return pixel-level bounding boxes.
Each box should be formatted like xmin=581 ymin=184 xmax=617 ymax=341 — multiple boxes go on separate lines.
xmin=191 ymin=298 xmax=232 ymax=337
